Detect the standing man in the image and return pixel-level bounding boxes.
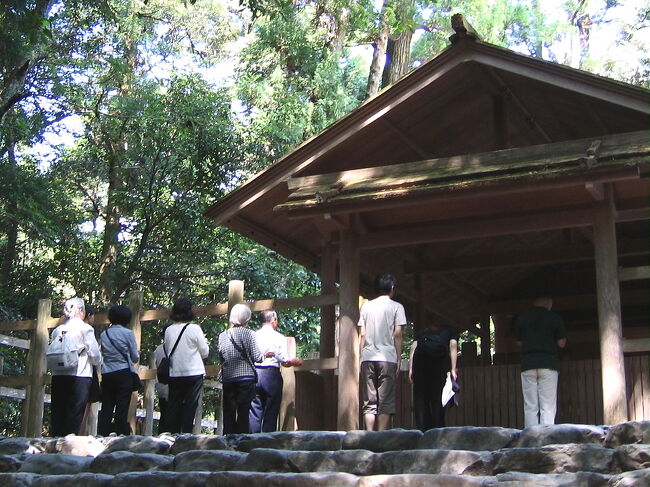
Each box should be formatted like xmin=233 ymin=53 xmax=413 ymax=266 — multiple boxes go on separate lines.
xmin=358 ymin=274 xmax=408 ymax=431
xmin=249 ymin=310 xmax=303 ymax=433
xmin=516 ymin=295 xmax=567 ymax=426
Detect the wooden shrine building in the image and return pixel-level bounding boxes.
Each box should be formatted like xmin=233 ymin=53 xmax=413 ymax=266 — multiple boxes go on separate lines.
xmin=205 ymin=19 xmax=650 ymax=430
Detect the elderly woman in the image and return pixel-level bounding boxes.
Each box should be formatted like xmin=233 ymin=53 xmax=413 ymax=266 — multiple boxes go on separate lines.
xmin=164 ymin=298 xmax=210 ymax=433
xmin=218 ymin=303 xmax=263 ymax=434
xmin=98 ymin=305 xmax=139 ymax=436
xmin=49 ymin=298 xmax=102 ymax=436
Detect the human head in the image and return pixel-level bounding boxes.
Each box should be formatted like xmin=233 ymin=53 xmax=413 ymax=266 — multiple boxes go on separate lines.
xmin=533 ymin=295 xmax=553 ymax=310
xmin=63 ymin=298 xmax=85 ymax=319
xmin=261 ymin=309 xmax=278 ymax=328
xmin=374 ymin=273 xmax=397 ymax=296
xmin=229 ymin=303 xmax=251 ymax=327
xmin=108 ymin=304 xmax=132 ymax=326
xmin=170 ymin=298 xmax=195 ymax=322
xmin=84 ymin=304 xmax=96 ymax=325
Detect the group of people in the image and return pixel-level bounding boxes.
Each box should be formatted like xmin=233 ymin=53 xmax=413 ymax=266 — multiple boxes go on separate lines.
xmin=48 ymin=296 xmax=301 ymax=437
xmin=49 ymin=275 xmax=565 ymax=437
xmin=359 ymin=273 xmax=566 ymax=432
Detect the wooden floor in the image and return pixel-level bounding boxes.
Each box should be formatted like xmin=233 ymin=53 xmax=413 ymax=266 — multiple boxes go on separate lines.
xmin=295 ymin=355 xmax=650 ymax=430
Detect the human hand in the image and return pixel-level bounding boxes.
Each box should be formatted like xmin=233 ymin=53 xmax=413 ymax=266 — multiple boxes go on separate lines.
xmin=265 ymin=351 xmax=276 ymax=358
xmin=451 ymin=369 xmax=458 ymax=381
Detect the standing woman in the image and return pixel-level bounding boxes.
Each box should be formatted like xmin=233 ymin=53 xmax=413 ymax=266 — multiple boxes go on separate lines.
xmin=98 ymin=305 xmax=139 ymax=436
xmin=408 ymin=323 xmax=459 ymax=432
xmin=49 ymin=298 xmax=102 ymax=436
xmin=164 ymin=298 xmax=209 ymax=434
xmin=218 ymin=304 xmax=263 ymax=434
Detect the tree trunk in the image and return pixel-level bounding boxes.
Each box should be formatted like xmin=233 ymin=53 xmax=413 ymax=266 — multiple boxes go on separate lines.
xmin=365 ymin=4 xmax=390 ymax=99
xmin=1 ymin=128 xmax=19 ymax=293
xmin=381 ymin=28 xmax=412 ymax=88
xmin=0 ymin=0 xmax=56 ymax=123
xmin=98 ymin=152 xmax=121 ymax=304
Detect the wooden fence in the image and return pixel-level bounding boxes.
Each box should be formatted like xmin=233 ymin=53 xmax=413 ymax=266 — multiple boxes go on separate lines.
xmin=293 ymin=354 xmax=650 ymax=430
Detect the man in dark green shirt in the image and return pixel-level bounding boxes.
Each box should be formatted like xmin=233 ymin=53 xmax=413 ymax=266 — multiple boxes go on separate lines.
xmin=515 ymin=296 xmax=567 ymax=427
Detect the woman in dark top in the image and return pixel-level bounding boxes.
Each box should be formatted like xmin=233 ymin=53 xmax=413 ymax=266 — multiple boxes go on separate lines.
xmin=408 ymin=324 xmax=459 ymax=432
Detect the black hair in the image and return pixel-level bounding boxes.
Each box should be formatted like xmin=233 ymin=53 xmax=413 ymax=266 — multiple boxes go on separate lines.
xmin=108 ymin=304 xmax=132 ymax=326
xmin=374 ymin=273 xmax=397 ymax=295
xmin=85 ymin=304 xmax=95 ymax=317
xmin=170 ymin=298 xmax=195 ymax=322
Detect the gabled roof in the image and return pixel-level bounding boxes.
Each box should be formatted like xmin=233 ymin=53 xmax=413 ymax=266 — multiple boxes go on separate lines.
xmin=204 ymin=35 xmax=650 ymax=331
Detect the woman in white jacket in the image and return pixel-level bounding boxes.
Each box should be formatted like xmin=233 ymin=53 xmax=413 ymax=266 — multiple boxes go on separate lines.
xmin=49 ymin=298 xmax=101 ymax=436
xmin=163 ymin=298 xmax=209 ymax=433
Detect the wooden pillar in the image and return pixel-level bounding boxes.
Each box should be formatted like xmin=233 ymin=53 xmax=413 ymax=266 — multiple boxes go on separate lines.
xmin=143 ymin=355 xmax=156 ymax=436
xmin=192 ymin=388 xmax=204 ymax=434
xmin=337 ymin=228 xmax=360 ymax=431
xmin=22 ymin=299 xmax=50 ymax=437
xmin=593 ymin=184 xmax=628 ymax=424
xmin=480 ymin=315 xmax=492 ymax=365
xmin=228 ymin=280 xmax=245 ymax=315
xmin=279 ymin=337 xmax=298 ymax=431
xmin=320 ymin=243 xmax=337 ymax=359
xmin=128 ymin=290 xmax=143 ymax=434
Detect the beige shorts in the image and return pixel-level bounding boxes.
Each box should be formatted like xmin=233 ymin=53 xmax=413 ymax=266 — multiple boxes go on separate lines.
xmin=361 ymin=361 xmax=397 ymax=415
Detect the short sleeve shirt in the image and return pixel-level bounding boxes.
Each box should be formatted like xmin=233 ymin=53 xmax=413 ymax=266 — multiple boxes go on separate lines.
xmin=358 ymin=295 xmax=407 ymax=364
xmin=255 ymin=326 xmax=289 ymax=367
xmin=515 ymin=306 xmax=566 ymax=371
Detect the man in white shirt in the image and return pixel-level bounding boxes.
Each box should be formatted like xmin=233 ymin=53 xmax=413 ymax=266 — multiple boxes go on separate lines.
xmin=249 ymin=310 xmax=303 ymax=433
xmin=358 ymin=274 xmax=407 ymax=431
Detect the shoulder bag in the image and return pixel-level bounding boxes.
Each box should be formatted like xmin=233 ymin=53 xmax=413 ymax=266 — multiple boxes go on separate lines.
xmin=157 ymin=323 xmax=190 ymax=385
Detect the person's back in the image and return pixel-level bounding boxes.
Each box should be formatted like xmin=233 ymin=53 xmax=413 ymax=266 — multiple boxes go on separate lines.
xmin=515 ymin=296 xmax=566 ymax=426
xmin=358 ymin=273 xmax=407 ymax=431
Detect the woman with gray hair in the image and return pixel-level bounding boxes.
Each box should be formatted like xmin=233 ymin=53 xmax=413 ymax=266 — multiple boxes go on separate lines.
xmin=217 ymin=303 xmax=263 ymax=434
xmin=48 ymin=298 xmax=102 ymax=436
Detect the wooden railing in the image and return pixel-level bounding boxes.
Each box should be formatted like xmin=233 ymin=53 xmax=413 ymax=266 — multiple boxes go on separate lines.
xmin=0 ymin=281 xmax=339 ymax=436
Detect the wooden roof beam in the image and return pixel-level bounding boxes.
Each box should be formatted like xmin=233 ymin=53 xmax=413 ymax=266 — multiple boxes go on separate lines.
xmin=404 ymin=238 xmax=649 ymax=274
xmin=357 ymin=205 xmax=649 ymax=250
xmin=382 ymin=117 xmax=430 ymax=159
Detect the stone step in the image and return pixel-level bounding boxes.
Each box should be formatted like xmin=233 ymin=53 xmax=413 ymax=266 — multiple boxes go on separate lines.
xmin=0 ymin=422 xmax=649 ymax=486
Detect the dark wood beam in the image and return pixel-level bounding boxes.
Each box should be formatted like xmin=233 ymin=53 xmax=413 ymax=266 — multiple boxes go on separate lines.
xmin=483 ymin=288 xmax=649 ymax=315
xmin=404 ymin=238 xmax=649 ymax=273
xmin=282 ymin=166 xmax=641 ymax=219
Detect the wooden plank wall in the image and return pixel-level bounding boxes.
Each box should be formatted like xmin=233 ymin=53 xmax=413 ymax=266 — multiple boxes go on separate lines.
xmin=295 ymin=355 xmax=650 ymax=430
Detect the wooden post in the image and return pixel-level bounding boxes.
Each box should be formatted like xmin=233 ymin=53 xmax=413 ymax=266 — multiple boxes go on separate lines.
xmin=337 ymin=228 xmax=360 ymax=430
xmin=143 ymin=355 xmax=156 ymax=436
xmin=593 ymin=184 xmax=628 ymax=424
xmin=320 ymin=243 xmax=337 ymax=360
xmin=192 ymin=387 xmax=204 ymax=434
xmin=228 ymin=280 xmax=245 ymax=316
xmin=128 ymin=290 xmax=143 ymax=435
xmin=279 ymin=337 xmax=298 ymax=431
xmin=480 ymin=315 xmax=492 ymax=365
xmin=22 ymin=299 xmax=50 ymax=437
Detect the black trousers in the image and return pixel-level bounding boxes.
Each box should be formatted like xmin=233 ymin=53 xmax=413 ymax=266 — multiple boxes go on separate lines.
xmin=249 ymin=367 xmax=283 ymax=433
xmin=50 ymin=375 xmax=92 ymax=437
xmin=412 ymin=356 xmax=449 ymax=432
xmin=98 ymin=368 xmax=133 ymax=436
xmin=158 ymin=397 xmax=169 ymax=434
xmin=167 ymin=375 xmax=203 ymax=433
xmin=222 ymin=379 xmax=256 ymax=434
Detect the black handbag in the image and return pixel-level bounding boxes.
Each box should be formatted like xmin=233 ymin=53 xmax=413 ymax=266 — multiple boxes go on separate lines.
xmin=157 ymin=323 xmax=190 ymax=385
xmin=104 ymin=327 xmax=142 ymax=392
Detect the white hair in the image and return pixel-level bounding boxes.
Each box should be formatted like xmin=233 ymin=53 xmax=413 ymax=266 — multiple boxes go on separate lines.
xmin=63 ymin=298 xmax=85 ymax=319
xmin=229 ymin=303 xmax=251 ymax=326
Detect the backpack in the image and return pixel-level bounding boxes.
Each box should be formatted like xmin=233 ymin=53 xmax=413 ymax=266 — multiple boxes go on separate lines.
xmin=46 ymin=329 xmax=79 ymax=373
xmin=416 ymin=330 xmax=449 ymax=358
